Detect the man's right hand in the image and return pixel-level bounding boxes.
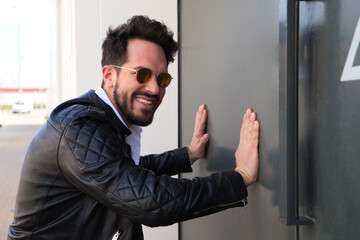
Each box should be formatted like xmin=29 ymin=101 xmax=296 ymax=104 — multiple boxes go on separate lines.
xmin=234 ymin=109 xmax=260 ymax=187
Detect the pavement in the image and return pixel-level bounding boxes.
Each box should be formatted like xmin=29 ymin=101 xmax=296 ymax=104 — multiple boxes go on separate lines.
xmin=0 ymin=109 xmax=48 ymax=126
xmin=0 ymin=109 xmax=47 ymax=239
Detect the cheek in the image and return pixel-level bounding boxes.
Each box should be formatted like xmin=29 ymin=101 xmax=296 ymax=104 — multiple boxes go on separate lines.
xmin=119 ymin=82 xmax=140 ymax=98
xmin=118 ymin=75 xmax=141 ymax=91
xmin=159 ymin=89 xmax=166 ymax=102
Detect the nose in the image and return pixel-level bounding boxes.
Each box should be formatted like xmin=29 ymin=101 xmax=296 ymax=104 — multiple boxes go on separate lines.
xmin=144 ymin=74 xmax=161 ymax=95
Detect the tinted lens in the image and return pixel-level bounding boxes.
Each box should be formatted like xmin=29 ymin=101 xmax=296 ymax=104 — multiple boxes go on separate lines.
xmin=136 ymin=68 xmax=152 ymax=83
xmin=157 ymin=73 xmax=172 ymax=88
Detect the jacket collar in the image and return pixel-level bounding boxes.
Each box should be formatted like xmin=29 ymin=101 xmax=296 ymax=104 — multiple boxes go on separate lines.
xmin=53 ymin=90 xmax=132 ymax=137
xmin=84 ymin=90 xmax=132 ymax=137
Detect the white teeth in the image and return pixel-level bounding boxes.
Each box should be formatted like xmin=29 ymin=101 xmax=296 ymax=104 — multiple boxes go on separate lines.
xmin=137 ymin=98 xmax=153 ymax=105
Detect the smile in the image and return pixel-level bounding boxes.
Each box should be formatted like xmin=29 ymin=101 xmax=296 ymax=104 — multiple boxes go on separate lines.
xmin=136 ymin=97 xmax=153 ymax=105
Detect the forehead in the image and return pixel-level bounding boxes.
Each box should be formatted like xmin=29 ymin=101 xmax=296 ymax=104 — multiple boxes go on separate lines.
xmin=126 ymin=39 xmax=167 ymax=70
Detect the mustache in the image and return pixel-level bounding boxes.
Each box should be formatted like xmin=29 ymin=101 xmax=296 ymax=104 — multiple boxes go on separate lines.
xmin=133 ymin=91 xmax=160 ymax=102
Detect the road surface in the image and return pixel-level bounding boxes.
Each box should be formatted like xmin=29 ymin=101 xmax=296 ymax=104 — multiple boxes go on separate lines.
xmin=0 ymin=110 xmax=46 ymax=238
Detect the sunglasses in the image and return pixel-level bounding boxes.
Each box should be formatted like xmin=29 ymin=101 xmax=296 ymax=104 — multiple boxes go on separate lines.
xmin=112 ymin=65 xmax=172 ymax=88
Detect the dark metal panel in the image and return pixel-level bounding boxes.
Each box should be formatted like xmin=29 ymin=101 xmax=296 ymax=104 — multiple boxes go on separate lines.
xmin=179 ymin=0 xmax=295 ymax=239
xmin=298 ymin=0 xmax=360 ymax=239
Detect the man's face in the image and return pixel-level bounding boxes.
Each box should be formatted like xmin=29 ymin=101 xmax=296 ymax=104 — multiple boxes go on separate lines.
xmin=113 ymin=39 xmax=167 ymax=127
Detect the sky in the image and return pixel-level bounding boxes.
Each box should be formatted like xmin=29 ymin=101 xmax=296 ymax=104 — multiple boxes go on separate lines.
xmin=0 ymin=0 xmax=54 ymax=88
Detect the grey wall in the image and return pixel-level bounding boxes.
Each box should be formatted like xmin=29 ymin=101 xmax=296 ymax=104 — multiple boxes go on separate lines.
xmin=179 ymin=0 xmax=294 ymax=239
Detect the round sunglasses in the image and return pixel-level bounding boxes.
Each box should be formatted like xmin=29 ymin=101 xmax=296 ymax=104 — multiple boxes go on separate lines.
xmin=112 ymin=65 xmax=172 ymax=88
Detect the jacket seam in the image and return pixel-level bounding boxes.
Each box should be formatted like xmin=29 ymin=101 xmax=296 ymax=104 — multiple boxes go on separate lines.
xmin=33 ymin=171 xmax=62 ymax=236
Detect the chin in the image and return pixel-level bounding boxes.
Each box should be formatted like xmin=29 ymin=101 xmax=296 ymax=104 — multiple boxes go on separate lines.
xmin=133 ymin=118 xmax=153 ymax=127
xmin=130 ymin=113 xmax=154 ymax=126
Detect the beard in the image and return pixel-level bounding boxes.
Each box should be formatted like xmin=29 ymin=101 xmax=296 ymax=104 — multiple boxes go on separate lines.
xmin=113 ymin=82 xmax=160 ymax=126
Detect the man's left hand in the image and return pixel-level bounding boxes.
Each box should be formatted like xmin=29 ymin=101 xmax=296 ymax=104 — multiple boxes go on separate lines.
xmin=188 ymin=104 xmax=210 ymax=163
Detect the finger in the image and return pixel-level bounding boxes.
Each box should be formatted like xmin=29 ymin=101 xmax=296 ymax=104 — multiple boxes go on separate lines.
xmin=201 ymin=133 xmax=210 ymax=144
xmin=253 ymin=121 xmax=260 ymax=142
xmin=194 ymin=104 xmax=206 ymax=134
xmin=244 ymin=108 xmax=251 ymax=119
xmin=242 ymin=109 xmax=251 ymax=131
xmin=250 ymin=112 xmax=256 ymax=122
xmin=241 ymin=108 xmax=254 ymax=140
xmin=193 ymin=109 xmax=201 ymax=136
xmin=245 ymin=109 xmax=256 ymax=125
xmin=242 ymin=108 xmax=251 ymax=127
xmin=194 ymin=105 xmax=204 ymax=127
xmin=198 ymin=108 xmax=207 ymax=132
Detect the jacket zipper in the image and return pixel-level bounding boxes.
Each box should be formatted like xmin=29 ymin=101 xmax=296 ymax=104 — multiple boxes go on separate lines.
xmin=111 ymin=230 xmax=122 ymax=240
xmin=194 ymin=198 xmax=247 ymax=215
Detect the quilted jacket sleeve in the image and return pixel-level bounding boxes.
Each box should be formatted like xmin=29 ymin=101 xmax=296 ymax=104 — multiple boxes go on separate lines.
xmin=58 ymin=115 xmax=248 ymax=227
xmin=139 ymin=148 xmax=193 ymax=176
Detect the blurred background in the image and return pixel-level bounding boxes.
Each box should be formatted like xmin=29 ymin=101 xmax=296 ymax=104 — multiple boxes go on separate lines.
xmin=0 ymin=0 xmax=53 ymax=237
xmin=0 ymin=0 xmax=178 ymax=239
xmin=0 ymin=0 xmax=52 ymax=114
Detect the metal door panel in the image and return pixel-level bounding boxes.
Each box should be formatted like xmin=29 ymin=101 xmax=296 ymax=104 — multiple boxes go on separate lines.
xmin=298 ymin=1 xmax=360 ymax=239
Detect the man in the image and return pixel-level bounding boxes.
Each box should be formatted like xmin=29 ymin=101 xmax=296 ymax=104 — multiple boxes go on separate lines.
xmin=8 ymin=15 xmax=259 ymax=240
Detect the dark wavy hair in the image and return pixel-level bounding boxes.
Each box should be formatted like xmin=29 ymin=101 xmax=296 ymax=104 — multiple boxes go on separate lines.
xmin=101 ymin=15 xmax=178 ymax=70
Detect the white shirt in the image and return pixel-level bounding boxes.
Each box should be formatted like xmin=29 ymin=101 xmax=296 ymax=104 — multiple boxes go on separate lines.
xmin=95 ymin=87 xmax=142 ymax=165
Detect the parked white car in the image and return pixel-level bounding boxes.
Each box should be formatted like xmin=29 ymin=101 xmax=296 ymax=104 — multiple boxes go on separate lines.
xmin=0 ymin=110 xmax=3 ymax=127
xmin=12 ymin=101 xmax=33 ymax=113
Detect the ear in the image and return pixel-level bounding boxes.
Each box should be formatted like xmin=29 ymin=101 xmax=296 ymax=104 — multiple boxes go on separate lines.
xmin=102 ymin=65 xmax=116 ymax=89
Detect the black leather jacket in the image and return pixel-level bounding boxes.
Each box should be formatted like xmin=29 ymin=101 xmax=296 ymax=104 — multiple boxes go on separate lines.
xmin=8 ymin=90 xmax=248 ymax=240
